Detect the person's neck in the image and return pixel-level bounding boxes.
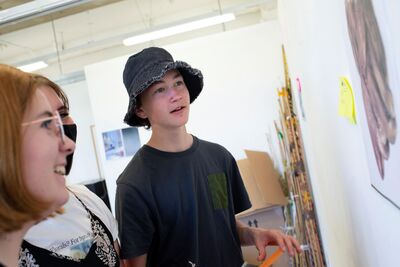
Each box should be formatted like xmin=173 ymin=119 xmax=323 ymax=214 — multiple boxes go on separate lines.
xmin=147 ymin=126 xmax=193 ymax=152
xmin=0 ymin=224 xmax=31 ymax=267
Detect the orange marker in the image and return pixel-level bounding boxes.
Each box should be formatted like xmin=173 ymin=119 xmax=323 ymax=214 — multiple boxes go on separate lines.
xmin=259 ymin=248 xmax=283 ymax=267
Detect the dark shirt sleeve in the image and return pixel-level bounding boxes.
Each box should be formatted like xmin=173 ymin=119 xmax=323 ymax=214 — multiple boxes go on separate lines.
xmin=115 ymin=182 xmax=154 ymax=259
xmin=228 ymin=154 xmax=252 ymax=214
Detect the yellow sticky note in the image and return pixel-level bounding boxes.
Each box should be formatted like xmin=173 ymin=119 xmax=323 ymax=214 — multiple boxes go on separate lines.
xmin=338 ymin=77 xmax=357 ymax=124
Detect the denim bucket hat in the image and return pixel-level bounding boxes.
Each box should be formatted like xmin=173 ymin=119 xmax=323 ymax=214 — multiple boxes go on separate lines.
xmin=123 ymin=47 xmax=203 ymax=127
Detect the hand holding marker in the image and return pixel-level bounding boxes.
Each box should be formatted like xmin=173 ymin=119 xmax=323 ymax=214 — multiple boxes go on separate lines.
xmin=259 ymin=244 xmax=308 ymax=267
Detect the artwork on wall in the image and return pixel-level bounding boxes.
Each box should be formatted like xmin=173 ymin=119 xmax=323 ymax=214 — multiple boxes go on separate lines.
xmin=275 ymin=46 xmax=326 ymax=267
xmin=102 ymin=127 xmax=140 ymax=160
xmin=345 ymin=0 xmax=400 ymax=208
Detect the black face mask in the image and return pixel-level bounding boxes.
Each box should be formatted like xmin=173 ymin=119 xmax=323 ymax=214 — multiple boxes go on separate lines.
xmin=63 ymin=124 xmax=77 ymax=175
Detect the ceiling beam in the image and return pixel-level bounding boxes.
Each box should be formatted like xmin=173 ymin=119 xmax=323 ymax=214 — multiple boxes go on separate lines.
xmin=0 ymin=0 xmax=122 ymax=34
xmin=0 ymin=0 xmax=30 ymax=10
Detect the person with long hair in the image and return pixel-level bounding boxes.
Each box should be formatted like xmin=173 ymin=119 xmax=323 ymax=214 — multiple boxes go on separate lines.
xmin=0 ymin=64 xmax=75 ymax=267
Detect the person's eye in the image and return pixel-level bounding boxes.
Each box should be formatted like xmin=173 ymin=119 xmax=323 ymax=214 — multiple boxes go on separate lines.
xmin=154 ymin=87 xmax=165 ymax=94
xmin=175 ymin=80 xmax=184 ymax=86
xmin=58 ymin=108 xmax=69 ymax=119
xmin=60 ymin=112 xmax=69 ymax=119
xmin=41 ymin=119 xmax=53 ymax=130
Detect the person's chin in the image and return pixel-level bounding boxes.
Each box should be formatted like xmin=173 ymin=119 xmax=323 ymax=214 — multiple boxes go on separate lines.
xmin=172 ymin=113 xmax=189 ymax=124
xmin=55 ymin=171 xmax=66 ymax=183
xmin=48 ymin=188 xmax=70 ymax=215
xmin=57 ymin=187 xmax=70 ymax=206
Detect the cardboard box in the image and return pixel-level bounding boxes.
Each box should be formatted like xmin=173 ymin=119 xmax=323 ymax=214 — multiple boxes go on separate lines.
xmin=237 ymin=150 xmax=287 ymax=214
xmin=236 ymin=150 xmax=289 ymax=266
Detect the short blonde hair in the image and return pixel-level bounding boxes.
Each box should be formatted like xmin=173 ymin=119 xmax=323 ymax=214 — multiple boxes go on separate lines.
xmin=0 ymin=64 xmax=50 ymax=233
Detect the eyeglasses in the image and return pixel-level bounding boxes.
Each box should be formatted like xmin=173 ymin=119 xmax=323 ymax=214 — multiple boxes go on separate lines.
xmin=21 ymin=110 xmax=65 ymax=144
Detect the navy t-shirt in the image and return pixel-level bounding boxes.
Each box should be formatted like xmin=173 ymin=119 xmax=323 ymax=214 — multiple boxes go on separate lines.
xmin=116 ymin=136 xmax=251 ymax=267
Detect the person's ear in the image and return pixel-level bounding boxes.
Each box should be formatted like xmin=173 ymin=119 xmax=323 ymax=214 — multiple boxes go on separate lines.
xmin=135 ymin=107 xmax=148 ymax=119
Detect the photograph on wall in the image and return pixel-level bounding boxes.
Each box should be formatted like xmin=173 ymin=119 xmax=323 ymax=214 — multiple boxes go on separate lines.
xmin=102 ymin=129 xmax=124 ymax=160
xmin=102 ymin=127 xmax=141 ymax=160
xmin=121 ymin=127 xmax=141 ymax=157
xmin=345 ymin=0 xmax=400 ymax=208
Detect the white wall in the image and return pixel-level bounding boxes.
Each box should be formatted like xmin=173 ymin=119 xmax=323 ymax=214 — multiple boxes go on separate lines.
xmin=62 ymin=81 xmax=101 ymax=185
xmin=278 ymin=1 xmax=400 ymax=266
xmin=84 ymin=20 xmax=284 ymax=214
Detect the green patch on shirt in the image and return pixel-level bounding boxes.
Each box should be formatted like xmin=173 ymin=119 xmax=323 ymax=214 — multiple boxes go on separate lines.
xmin=208 ymin=173 xmax=228 ymax=209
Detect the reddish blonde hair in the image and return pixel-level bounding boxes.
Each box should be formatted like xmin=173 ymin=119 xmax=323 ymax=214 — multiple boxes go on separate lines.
xmin=0 ymin=64 xmax=49 ymax=233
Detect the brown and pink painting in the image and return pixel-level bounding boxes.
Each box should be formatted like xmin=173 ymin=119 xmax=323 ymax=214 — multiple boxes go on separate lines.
xmin=345 ymin=0 xmax=400 ymax=208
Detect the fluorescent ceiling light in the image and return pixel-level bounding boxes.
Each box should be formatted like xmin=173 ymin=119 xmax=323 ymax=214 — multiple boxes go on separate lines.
xmin=18 ymin=61 xmax=49 ymax=72
xmin=123 ymin=13 xmax=236 ymax=47
xmin=0 ymin=0 xmax=84 ymax=25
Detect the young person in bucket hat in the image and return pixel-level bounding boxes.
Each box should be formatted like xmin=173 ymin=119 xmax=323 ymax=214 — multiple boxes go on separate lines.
xmin=115 ymin=47 xmax=301 ymax=267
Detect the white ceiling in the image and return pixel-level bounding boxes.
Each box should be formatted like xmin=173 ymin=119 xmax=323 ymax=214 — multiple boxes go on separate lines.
xmin=0 ymin=0 xmax=277 ymax=82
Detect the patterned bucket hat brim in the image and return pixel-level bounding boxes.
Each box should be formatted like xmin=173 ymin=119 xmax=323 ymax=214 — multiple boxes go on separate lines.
xmin=123 ymin=47 xmax=203 ymax=127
